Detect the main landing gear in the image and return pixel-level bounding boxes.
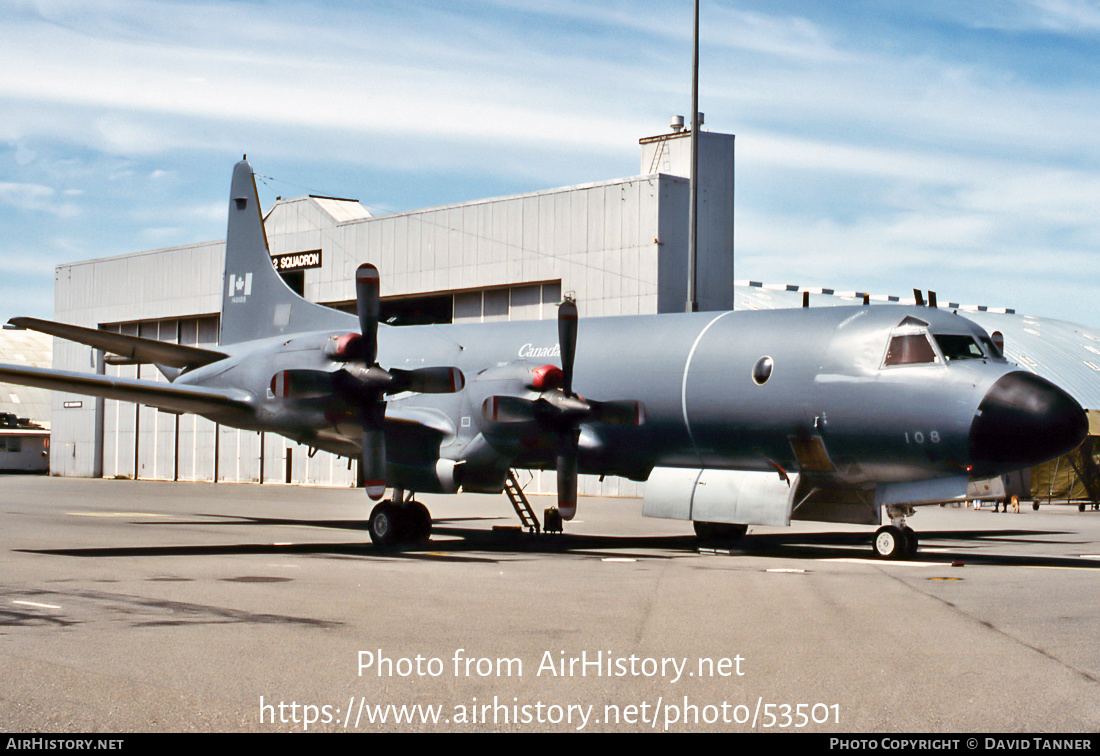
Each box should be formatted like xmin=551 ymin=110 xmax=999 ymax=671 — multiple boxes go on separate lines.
xmin=693 ymin=521 xmax=749 ymax=545
xmin=368 ymin=489 xmax=432 ymax=548
xmin=873 ymin=505 xmax=918 ymax=560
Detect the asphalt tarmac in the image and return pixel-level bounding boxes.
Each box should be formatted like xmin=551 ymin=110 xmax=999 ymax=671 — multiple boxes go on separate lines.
xmin=1 ymin=475 xmax=1098 ymax=733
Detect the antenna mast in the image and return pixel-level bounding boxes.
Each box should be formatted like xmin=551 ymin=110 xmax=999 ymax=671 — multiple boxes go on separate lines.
xmin=686 ymin=0 xmax=700 ymax=313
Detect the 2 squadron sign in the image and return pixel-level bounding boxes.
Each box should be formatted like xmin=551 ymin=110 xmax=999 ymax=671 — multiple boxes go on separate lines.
xmin=272 ymin=250 xmax=322 ymax=272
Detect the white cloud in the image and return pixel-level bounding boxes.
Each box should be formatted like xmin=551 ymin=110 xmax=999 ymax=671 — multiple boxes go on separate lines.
xmin=0 ymin=252 xmax=59 ymax=276
xmin=0 ymin=3 xmax=654 ymax=158
xmin=707 ymin=5 xmax=858 ymax=64
xmin=0 ymin=181 xmax=80 ymax=218
xmin=1009 ymin=0 xmax=1100 ymax=33
xmin=0 ymin=1 xmax=1095 ymax=326
xmin=0 ymin=181 xmax=52 ymax=206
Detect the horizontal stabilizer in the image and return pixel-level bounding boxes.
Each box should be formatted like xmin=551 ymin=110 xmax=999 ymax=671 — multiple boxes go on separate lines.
xmin=0 ymin=363 xmax=253 ymax=418
xmin=8 ymin=317 xmax=228 ymax=369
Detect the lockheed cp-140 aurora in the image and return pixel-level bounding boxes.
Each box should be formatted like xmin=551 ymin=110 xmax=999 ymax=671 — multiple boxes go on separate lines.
xmin=0 ymin=160 xmax=1087 ymax=558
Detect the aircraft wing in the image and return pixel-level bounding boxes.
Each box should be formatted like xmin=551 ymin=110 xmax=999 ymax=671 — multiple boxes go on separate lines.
xmin=0 ymin=363 xmax=254 ymax=417
xmin=312 ymin=405 xmax=455 ymax=454
xmin=385 ymin=405 xmax=456 ymax=439
xmin=271 ymin=409 xmax=455 ymax=462
xmin=8 ymin=317 xmax=228 ymax=369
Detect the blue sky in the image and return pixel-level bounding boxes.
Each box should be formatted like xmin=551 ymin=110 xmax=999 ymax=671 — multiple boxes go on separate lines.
xmin=1 ymin=0 xmax=1098 ymax=326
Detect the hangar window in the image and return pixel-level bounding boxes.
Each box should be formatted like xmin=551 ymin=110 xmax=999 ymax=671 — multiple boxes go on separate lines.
xmin=934 ymin=334 xmax=984 ymax=361
xmin=883 ymin=334 xmax=939 ymax=366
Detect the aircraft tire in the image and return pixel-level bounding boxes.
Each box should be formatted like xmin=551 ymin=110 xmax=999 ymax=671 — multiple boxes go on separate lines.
xmin=903 ymin=526 xmax=918 ymax=559
xmin=873 ymin=525 xmax=905 ymax=559
xmin=407 ymin=500 xmax=432 ymax=544
xmin=693 ymin=521 xmax=748 ymax=544
xmin=368 ymin=502 xmax=404 ymax=548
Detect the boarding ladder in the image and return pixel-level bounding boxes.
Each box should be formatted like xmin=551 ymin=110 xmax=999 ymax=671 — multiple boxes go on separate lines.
xmin=505 ymin=470 xmax=541 ymax=533
xmin=1069 ymin=439 xmax=1100 ymax=510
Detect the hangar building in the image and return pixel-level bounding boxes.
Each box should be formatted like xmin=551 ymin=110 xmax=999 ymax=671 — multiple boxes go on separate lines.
xmin=0 ymin=327 xmax=52 ymax=472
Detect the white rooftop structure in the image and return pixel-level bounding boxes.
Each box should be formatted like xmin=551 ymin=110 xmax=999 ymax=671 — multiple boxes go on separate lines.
xmin=0 ymin=327 xmax=52 ymax=428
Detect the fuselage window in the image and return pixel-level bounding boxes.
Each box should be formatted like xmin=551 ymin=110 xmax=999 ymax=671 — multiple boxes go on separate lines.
xmin=884 ymin=334 xmax=939 ymax=366
xmin=933 ymin=334 xmax=985 ymax=361
xmin=752 ymin=356 xmax=774 ymax=385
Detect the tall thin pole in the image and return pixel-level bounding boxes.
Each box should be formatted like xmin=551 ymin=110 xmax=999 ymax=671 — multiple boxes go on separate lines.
xmin=686 ymin=0 xmax=700 ymax=313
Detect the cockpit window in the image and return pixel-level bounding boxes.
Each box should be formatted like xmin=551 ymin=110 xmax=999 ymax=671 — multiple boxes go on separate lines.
xmin=933 ymin=334 xmax=985 ymax=361
xmin=884 ymin=334 xmax=939 ymax=366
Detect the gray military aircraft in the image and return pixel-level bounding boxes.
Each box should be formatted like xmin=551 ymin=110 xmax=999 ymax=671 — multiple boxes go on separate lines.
xmin=0 ymin=160 xmax=1089 ymax=558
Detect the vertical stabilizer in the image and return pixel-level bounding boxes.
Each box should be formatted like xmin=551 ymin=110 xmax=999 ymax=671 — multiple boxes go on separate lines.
xmin=219 ymin=159 xmax=353 ymax=346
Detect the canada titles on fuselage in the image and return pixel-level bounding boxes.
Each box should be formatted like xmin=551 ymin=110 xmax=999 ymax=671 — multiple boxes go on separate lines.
xmin=518 ymin=343 xmax=561 ymax=359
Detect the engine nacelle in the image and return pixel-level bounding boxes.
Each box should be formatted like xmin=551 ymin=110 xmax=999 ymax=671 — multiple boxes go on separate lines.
xmin=642 ymin=468 xmax=798 ymax=527
xmin=529 ymin=364 xmax=563 ymax=391
xmin=324 ymin=333 xmax=362 ymax=361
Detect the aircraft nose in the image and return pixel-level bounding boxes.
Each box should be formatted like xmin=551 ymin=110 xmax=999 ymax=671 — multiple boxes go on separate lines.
xmin=969 ymin=371 xmax=1088 ymax=475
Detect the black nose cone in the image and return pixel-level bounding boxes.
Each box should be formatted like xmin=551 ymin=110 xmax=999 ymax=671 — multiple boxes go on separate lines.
xmin=969 ymin=372 xmax=1088 ymax=476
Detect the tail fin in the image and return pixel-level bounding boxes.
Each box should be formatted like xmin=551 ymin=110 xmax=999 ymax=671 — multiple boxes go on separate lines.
xmin=219 ymin=159 xmax=353 ymax=346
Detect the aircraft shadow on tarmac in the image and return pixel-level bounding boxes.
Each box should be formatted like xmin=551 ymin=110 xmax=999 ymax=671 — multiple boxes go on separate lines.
xmin=17 ymin=514 xmax=1100 ymax=569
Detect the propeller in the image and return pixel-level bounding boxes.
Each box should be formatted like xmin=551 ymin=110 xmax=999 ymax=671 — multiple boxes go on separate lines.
xmin=481 ymin=299 xmax=645 ymax=520
xmin=354 ymin=263 xmax=387 ymax=501
xmin=270 ymin=263 xmax=464 ymax=501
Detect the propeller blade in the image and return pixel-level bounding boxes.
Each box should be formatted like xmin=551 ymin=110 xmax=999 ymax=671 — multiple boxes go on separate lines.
xmin=482 ymin=395 xmax=538 ymax=424
xmin=592 ymin=400 xmax=647 ymax=426
xmin=558 ymin=299 xmax=577 ymax=397
xmin=360 ymin=399 xmax=387 ymax=500
xmin=393 ymin=366 xmax=465 ymax=394
xmin=271 ymin=369 xmax=335 ymax=398
xmin=556 ymin=433 xmax=578 ymax=521
xmin=362 ymin=427 xmax=387 ymax=500
xmin=356 ymin=263 xmax=380 ymax=365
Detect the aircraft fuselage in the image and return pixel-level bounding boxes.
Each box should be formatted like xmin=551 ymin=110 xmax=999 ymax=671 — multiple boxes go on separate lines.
xmin=176 ymin=301 xmax=1081 ymax=496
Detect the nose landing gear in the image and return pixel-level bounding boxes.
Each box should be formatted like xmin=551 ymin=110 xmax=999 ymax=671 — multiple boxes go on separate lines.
xmin=873 ymin=506 xmax=918 ymax=559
